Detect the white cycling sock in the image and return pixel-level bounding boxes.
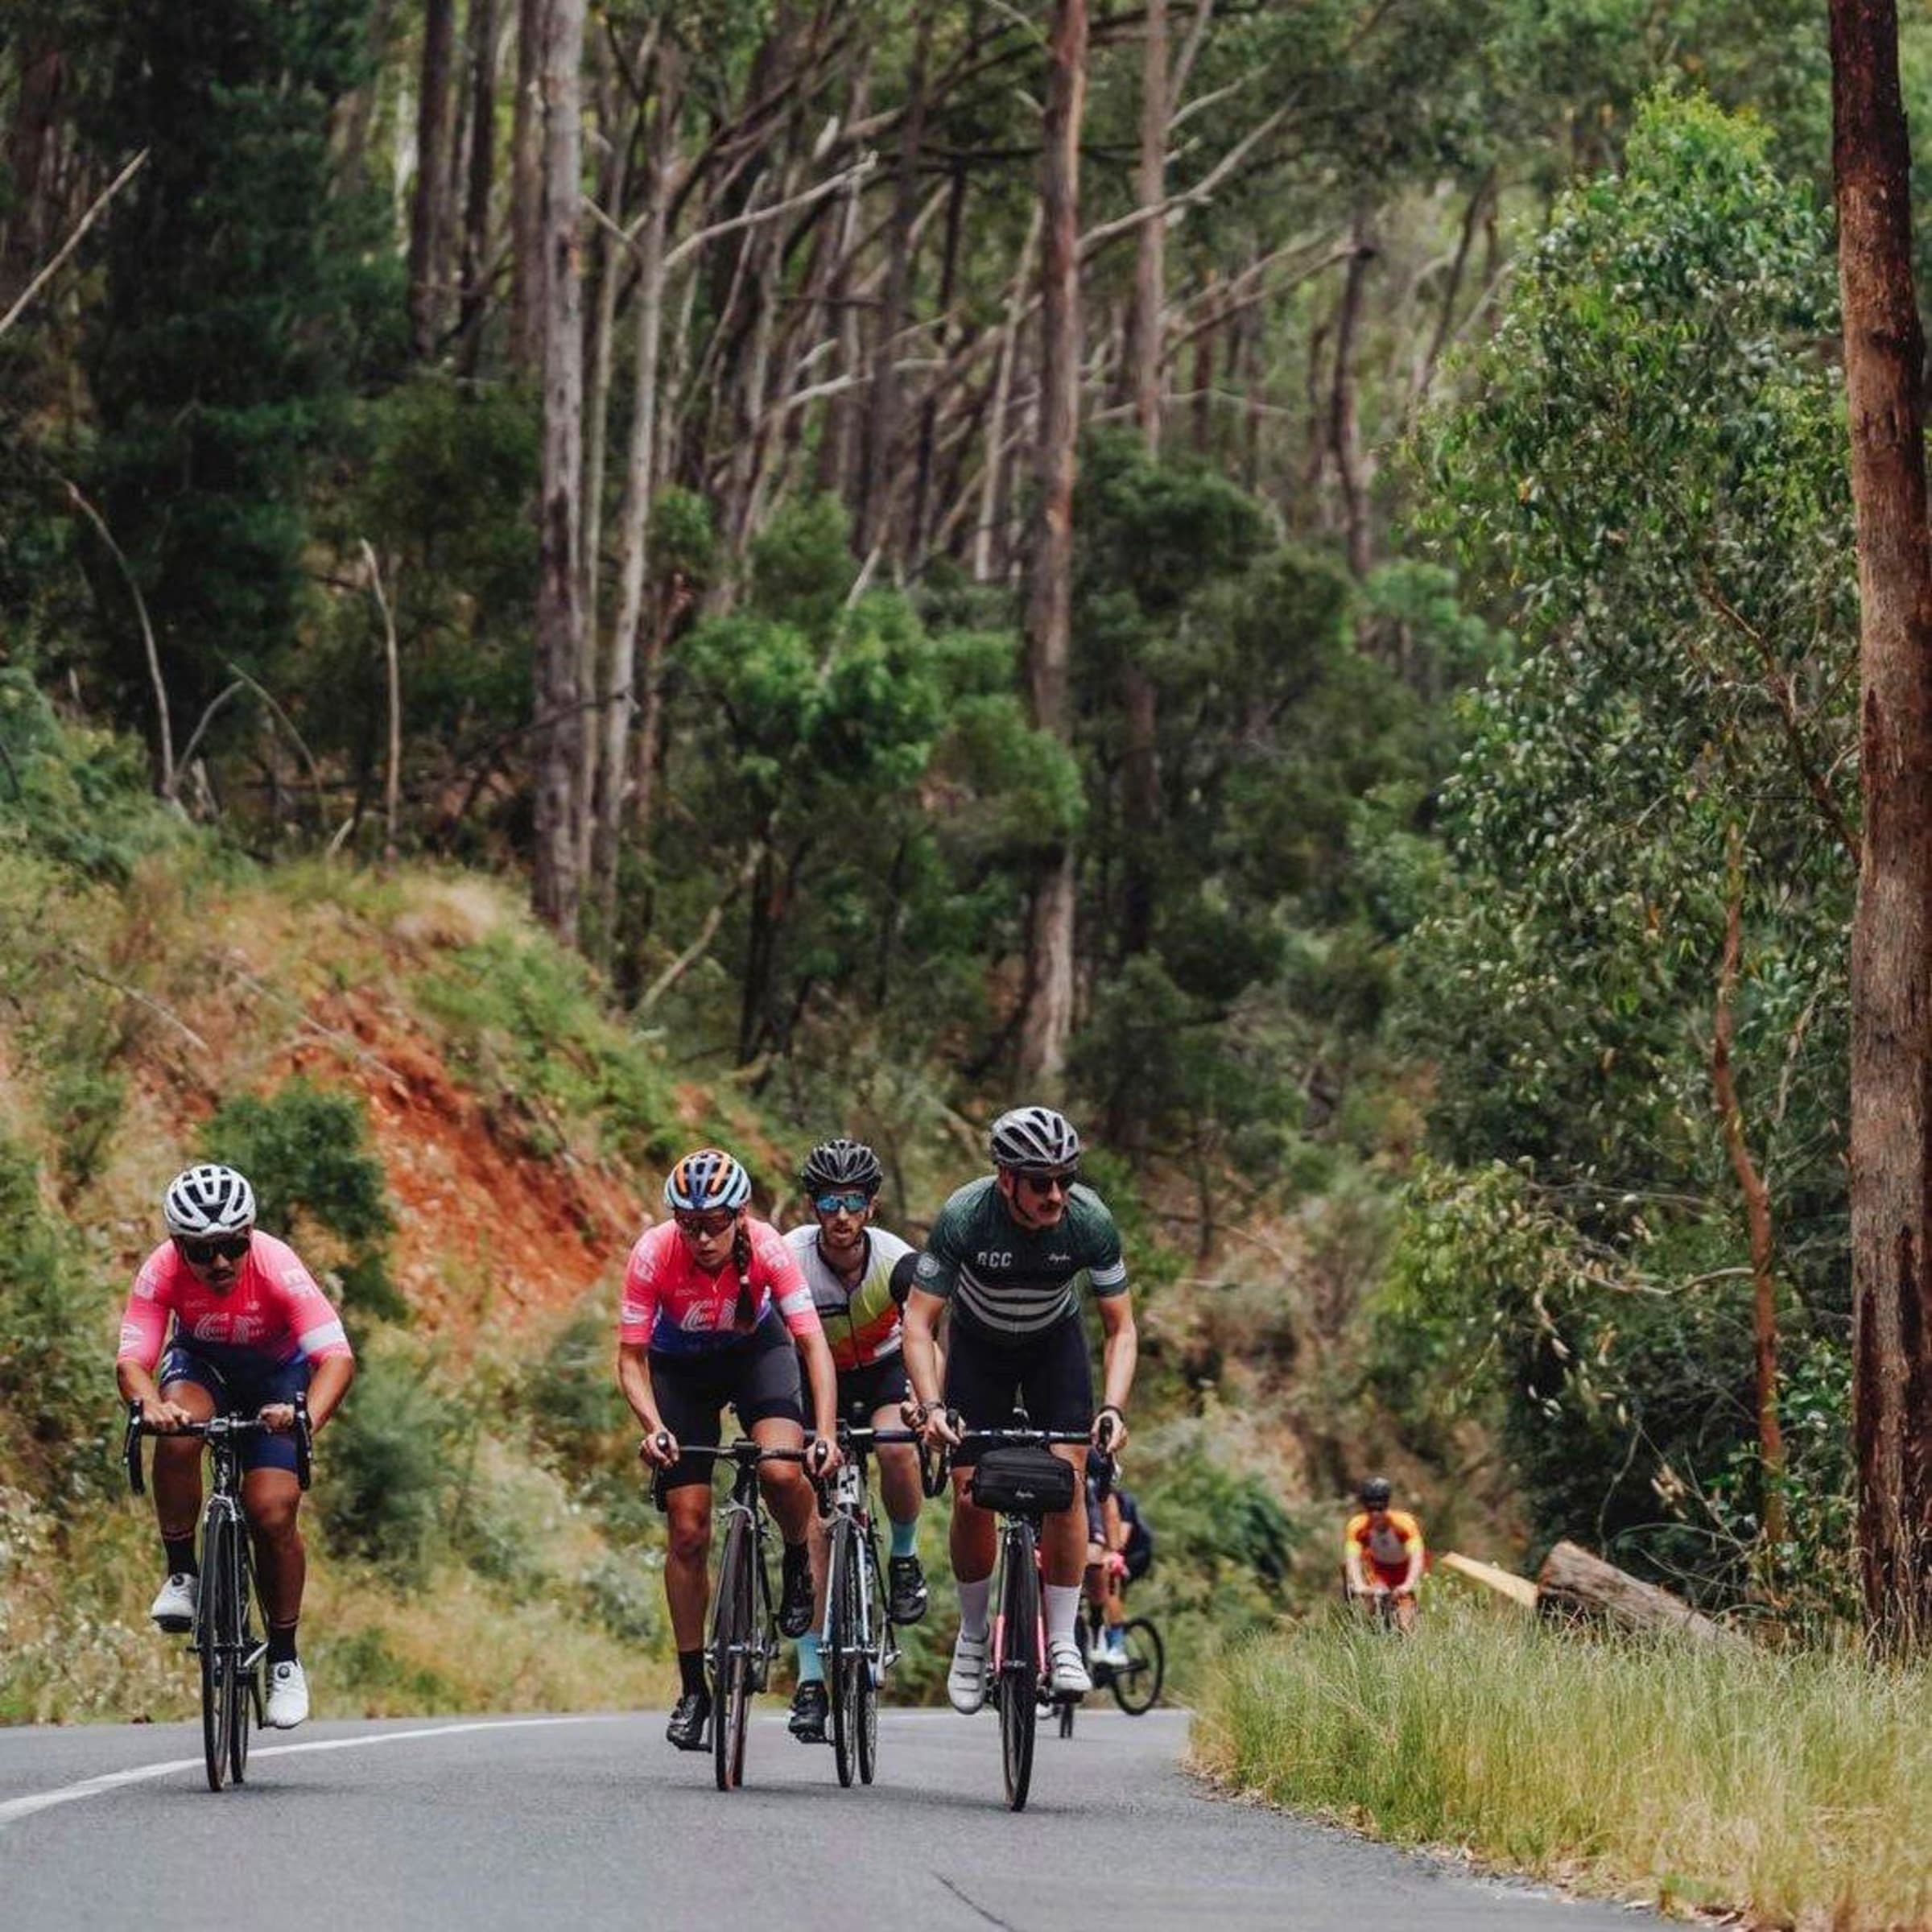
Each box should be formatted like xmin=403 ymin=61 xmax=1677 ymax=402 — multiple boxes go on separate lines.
xmin=956 ymin=1575 xmax=992 ymax=1640
xmin=1045 ymin=1583 xmax=1082 ymax=1646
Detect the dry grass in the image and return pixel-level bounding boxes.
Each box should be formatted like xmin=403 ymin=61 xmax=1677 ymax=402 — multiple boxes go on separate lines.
xmin=1193 ymin=1602 xmax=1932 ymax=1928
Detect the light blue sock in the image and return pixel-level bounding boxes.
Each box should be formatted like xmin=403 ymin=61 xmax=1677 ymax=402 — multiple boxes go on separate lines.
xmin=890 ymin=1518 xmax=919 ymax=1560
xmin=795 ymin=1631 xmax=824 ymax=1684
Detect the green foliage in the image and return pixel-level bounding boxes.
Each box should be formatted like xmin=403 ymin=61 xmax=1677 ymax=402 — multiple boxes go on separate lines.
xmin=203 ymin=1078 xmax=400 ymax=1321
xmin=322 ymin=1352 xmax=455 ymax=1582
xmin=0 ymin=1136 xmax=105 ymax=1494
xmin=82 ymin=0 xmax=398 ymax=729
xmin=415 ymin=928 xmax=677 ymax=1164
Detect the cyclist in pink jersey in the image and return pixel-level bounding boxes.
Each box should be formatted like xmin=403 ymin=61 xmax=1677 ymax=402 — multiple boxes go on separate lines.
xmin=616 ymin=1147 xmax=843 ymax=1752
xmin=114 ymin=1163 xmax=355 ymax=1729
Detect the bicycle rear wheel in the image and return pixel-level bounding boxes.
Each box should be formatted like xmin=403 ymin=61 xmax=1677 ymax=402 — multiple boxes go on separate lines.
xmin=998 ymin=1536 xmax=1039 ymax=1811
xmin=198 ymin=1516 xmax=234 ymax=1792
xmin=711 ymin=1514 xmax=754 ymax=1792
xmin=1108 ymin=1617 xmax=1165 ymax=1714
xmin=828 ymin=1520 xmax=862 ymax=1789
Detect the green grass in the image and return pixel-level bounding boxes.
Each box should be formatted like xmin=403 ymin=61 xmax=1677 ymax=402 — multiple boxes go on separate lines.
xmin=1194 ymin=1601 xmax=1932 ymax=1927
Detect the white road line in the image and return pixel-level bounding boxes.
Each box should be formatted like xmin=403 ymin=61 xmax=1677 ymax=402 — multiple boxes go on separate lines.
xmin=0 ymin=1715 xmax=613 ymax=1829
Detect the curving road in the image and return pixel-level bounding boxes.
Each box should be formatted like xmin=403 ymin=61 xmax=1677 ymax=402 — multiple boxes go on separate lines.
xmin=0 ymin=1706 xmax=1655 ymax=1930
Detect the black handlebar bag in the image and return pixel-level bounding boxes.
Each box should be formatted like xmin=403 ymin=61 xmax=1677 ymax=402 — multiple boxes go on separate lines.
xmin=969 ymin=1444 xmax=1076 ymax=1514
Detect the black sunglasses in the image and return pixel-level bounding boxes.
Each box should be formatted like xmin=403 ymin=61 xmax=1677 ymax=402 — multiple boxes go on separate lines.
xmin=178 ymin=1234 xmax=250 ymax=1265
xmin=1017 ymin=1166 xmax=1079 ymax=1195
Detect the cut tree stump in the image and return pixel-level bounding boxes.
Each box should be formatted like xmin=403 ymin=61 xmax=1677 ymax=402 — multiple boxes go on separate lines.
xmin=1536 ymin=1539 xmax=1750 ymax=1650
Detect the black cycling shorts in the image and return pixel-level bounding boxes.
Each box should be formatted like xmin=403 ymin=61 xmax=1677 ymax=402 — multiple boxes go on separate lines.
xmin=943 ymin=1309 xmax=1092 ymax=1468
xmin=836 ymin=1352 xmax=909 ymax=1426
xmin=651 ymin=1310 xmax=805 ymax=1496
xmin=158 ymin=1342 xmax=312 ymax=1476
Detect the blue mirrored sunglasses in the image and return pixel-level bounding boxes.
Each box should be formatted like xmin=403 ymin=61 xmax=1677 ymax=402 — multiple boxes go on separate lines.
xmin=813 ymin=1191 xmax=873 ymax=1216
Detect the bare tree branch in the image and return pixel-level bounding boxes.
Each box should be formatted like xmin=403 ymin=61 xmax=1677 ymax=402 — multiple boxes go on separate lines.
xmin=0 ymin=147 xmax=148 ymax=342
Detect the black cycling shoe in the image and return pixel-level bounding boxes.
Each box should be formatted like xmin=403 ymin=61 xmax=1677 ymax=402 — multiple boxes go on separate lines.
xmin=666 ymin=1690 xmax=712 ymax=1752
xmin=886 ymin=1553 xmax=929 ymax=1625
xmin=788 ymin=1678 xmax=829 ymax=1743
xmin=778 ymin=1547 xmax=815 ymax=1638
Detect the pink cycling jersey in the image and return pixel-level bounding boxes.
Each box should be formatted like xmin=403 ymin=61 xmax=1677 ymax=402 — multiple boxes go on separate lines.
xmin=619 ymin=1217 xmax=822 ymax=1356
xmin=117 ymin=1233 xmax=354 ymax=1371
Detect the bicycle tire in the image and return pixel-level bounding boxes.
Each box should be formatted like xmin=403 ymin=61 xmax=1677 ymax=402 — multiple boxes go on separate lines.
xmin=1108 ymin=1617 xmax=1165 ymax=1714
xmin=712 ymin=1513 xmax=753 ymax=1792
xmin=998 ymin=1533 xmax=1038 ymax=1811
xmin=854 ymin=1534 xmax=878 ymax=1787
xmin=828 ymin=1519 xmax=861 ymax=1789
xmin=229 ymin=1543 xmax=256 ymax=1783
xmin=198 ymin=1514 xmax=233 ymax=1792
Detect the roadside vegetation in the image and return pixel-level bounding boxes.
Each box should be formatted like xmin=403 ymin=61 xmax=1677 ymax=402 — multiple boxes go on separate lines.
xmin=1197 ymin=1602 xmax=1932 ymax=1930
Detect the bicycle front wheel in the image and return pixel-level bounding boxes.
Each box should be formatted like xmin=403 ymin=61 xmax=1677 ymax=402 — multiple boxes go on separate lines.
xmin=854 ymin=1537 xmax=879 ymax=1788
xmin=711 ymin=1514 xmax=754 ymax=1792
xmin=229 ymin=1547 xmax=257 ymax=1783
xmin=1108 ymin=1617 xmax=1166 ymax=1714
xmin=828 ymin=1520 xmax=861 ymax=1789
xmin=998 ymin=1537 xmax=1038 ymax=1811
xmin=198 ymin=1517 xmax=235 ymax=1792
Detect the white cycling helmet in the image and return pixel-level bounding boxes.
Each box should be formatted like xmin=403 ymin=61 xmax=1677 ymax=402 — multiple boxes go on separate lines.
xmin=989 ymin=1105 xmax=1082 ymax=1171
xmin=163 ymin=1163 xmax=258 ymax=1239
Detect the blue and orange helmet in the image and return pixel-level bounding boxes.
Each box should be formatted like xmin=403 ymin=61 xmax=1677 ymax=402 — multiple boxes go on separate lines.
xmin=664 ymin=1148 xmax=753 ymax=1214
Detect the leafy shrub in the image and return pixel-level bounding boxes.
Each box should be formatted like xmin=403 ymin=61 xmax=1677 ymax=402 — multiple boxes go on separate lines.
xmin=202 ymin=1077 xmax=401 ymax=1320
xmin=320 ymin=1353 xmax=453 ymax=1582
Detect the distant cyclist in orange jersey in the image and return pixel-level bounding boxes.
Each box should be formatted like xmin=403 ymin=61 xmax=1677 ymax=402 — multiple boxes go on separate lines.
xmin=1343 ymin=1476 xmax=1424 ymax=1632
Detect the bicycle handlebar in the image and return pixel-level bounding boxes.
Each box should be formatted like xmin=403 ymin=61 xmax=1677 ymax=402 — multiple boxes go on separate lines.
xmin=123 ymin=1395 xmax=314 ymax=1495
xmin=917 ymin=1421 xmax=1117 ymax=1501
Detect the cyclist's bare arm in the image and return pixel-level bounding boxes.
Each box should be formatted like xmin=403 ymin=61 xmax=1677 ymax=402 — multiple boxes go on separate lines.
xmin=902 ymin=1289 xmax=959 ymax=1444
xmin=1096 ymin=1290 xmax=1137 ymax=1451
xmin=617 ymin=1340 xmax=678 ymax=1463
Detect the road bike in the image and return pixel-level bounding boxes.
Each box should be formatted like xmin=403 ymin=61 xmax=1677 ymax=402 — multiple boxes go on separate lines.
xmin=945 ymin=1418 xmax=1101 ymax=1812
xmin=1055 ymin=1600 xmax=1165 ymax=1738
xmin=662 ymin=1438 xmax=810 ymax=1792
xmin=124 ymin=1395 xmax=312 ymax=1792
xmin=818 ymin=1419 xmax=923 ymax=1787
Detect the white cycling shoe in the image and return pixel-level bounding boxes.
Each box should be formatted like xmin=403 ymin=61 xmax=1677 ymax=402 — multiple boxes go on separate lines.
xmin=947 ymin=1628 xmax=989 ymax=1713
xmin=1095 ymin=1631 xmax=1133 ymax=1670
xmin=265 ymin=1659 xmax=310 ymax=1729
xmin=1048 ymin=1636 xmax=1092 ymax=1696
xmin=149 ymin=1572 xmax=198 ymax=1633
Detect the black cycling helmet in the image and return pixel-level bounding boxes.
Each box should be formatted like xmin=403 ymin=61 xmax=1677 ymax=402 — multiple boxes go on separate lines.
xmin=1358 ymin=1476 xmax=1393 ymax=1509
xmin=989 ymin=1104 xmax=1081 ymax=1171
xmin=800 ymin=1137 xmax=883 ymax=1195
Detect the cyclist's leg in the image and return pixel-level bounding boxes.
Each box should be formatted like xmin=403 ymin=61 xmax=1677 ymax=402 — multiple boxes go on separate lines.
xmin=653 ymin=1352 xmax=724 ymax=1652
xmin=866 ymin=1359 xmax=921 ymax=1554
xmin=152 ymin=1348 xmax=218 ymax=1563
xmin=1021 ymin=1316 xmax=1092 ymax=1591
xmin=237 ymin=1356 xmax=308 ymax=1644
xmin=939 ymin=1321 xmax=1008 ymax=1592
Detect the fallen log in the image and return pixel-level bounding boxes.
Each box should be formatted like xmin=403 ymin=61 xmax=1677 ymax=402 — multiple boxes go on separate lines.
xmin=1536 ymin=1539 xmax=1750 ymax=1650
xmin=1438 ymin=1550 xmax=1539 ymax=1610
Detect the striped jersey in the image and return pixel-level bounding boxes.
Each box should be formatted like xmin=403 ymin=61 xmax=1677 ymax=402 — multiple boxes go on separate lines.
xmin=911 ymin=1177 xmax=1127 ymax=1338
xmin=783 ymin=1224 xmax=918 ymax=1371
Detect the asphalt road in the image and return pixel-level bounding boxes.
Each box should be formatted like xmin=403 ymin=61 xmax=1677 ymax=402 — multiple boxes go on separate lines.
xmin=0 ymin=1705 xmax=1657 ymax=1930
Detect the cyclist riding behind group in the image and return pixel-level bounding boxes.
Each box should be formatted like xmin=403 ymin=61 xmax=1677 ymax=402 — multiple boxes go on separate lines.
xmin=114 ymin=1164 xmax=357 ymax=1730
xmin=780 ymin=1137 xmax=931 ymax=1744
xmin=1084 ymin=1468 xmax=1152 ymax=1670
xmin=618 ymin=1148 xmax=844 ymax=1752
xmin=903 ymin=1105 xmax=1137 ymax=1710
xmin=1343 ymin=1476 xmax=1425 ymax=1631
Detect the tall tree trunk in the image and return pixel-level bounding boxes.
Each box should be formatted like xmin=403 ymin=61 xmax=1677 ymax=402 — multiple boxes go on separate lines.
xmin=1017 ymin=0 xmax=1088 ymax=1090
xmin=530 ymin=0 xmax=587 ymax=942
xmin=858 ymin=12 xmax=933 ymax=563
xmin=1712 ymin=828 xmax=1787 ymax=1554
xmin=333 ymin=0 xmax=397 ymax=192
xmin=1331 ymin=203 xmax=1376 ymax=580
xmin=510 ymin=0 xmax=545 ymax=374
xmin=1120 ymin=0 xmax=1168 ymax=961
xmin=1834 ymin=0 xmax=1932 ymax=1649
xmin=2 ymin=41 xmax=64 ymax=304
xmin=408 ymin=0 xmax=458 ymax=357
xmin=974 ymin=205 xmax=1041 ymax=583
xmin=456 ymin=0 xmax=499 ymax=372
xmin=1128 ymin=0 xmax=1167 ymax=447
xmin=592 ymin=43 xmax=680 ymax=943
xmin=912 ymin=161 xmax=972 ymax=564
